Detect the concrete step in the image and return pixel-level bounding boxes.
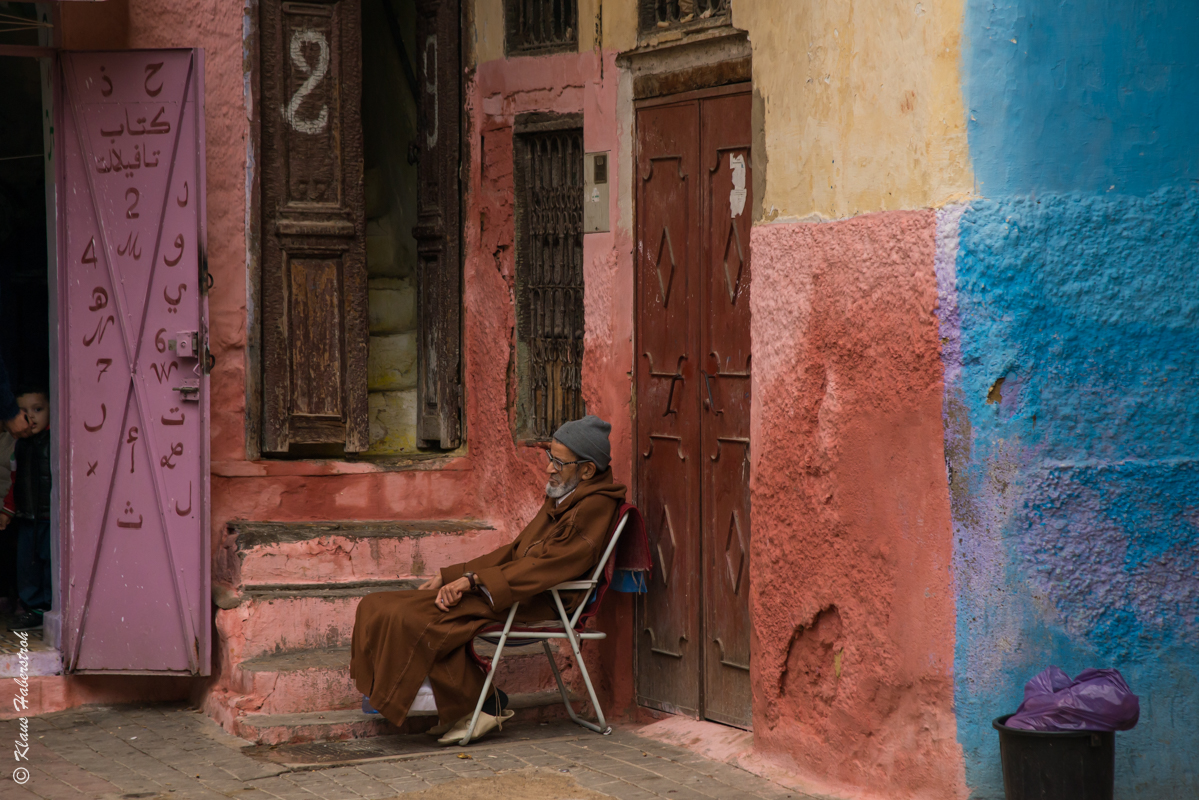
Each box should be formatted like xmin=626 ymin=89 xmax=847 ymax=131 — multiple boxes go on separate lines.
xmin=227 ymin=690 xmax=579 ymax=746
xmin=217 ymin=520 xmax=503 ymax=588
xmin=215 ymin=579 xmax=421 ymax=662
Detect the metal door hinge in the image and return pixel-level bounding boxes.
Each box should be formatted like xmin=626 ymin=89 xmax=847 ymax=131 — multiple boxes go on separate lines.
xmin=203 ymin=329 xmax=215 ymax=375
xmin=199 ymin=244 xmax=213 ymax=295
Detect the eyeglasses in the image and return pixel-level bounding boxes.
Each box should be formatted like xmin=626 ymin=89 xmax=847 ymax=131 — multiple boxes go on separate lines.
xmin=544 ymin=450 xmax=587 ymax=472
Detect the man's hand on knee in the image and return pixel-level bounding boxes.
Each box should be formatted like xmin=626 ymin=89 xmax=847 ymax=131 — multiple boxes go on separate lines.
xmin=419 ymin=573 xmax=444 ymax=592
xmin=4 ymin=411 xmax=30 ymax=438
xmin=435 ymin=577 xmax=471 ymax=611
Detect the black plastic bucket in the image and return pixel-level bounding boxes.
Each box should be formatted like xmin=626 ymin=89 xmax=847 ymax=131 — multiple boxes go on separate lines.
xmin=992 ymin=715 xmax=1115 ymax=800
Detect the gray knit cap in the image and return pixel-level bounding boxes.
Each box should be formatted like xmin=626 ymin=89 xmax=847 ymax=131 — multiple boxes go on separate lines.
xmin=553 ymin=415 xmax=612 ymax=471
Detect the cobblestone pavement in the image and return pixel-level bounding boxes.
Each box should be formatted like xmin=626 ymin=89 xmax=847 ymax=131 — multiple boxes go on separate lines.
xmin=0 ymin=705 xmax=814 ymax=800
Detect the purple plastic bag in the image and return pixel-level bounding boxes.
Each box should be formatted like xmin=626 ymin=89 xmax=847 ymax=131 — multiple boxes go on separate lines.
xmin=1005 ymin=666 xmax=1140 ymax=732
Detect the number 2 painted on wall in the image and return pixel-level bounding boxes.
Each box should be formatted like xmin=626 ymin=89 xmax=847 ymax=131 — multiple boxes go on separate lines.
xmin=284 ymin=30 xmax=329 ymax=135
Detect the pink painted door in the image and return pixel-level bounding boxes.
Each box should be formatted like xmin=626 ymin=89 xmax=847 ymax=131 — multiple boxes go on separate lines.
xmin=57 ymin=50 xmax=209 ymax=674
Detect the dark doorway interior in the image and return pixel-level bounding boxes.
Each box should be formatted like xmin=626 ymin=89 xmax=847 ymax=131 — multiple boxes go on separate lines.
xmin=0 ymin=2 xmax=54 ymax=649
xmin=359 ymin=0 xmax=420 ymax=457
xmin=0 ymin=54 xmax=49 ymax=394
xmin=0 ymin=45 xmax=54 ymax=650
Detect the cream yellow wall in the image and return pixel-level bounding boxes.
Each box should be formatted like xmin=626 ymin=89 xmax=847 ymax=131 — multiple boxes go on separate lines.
xmin=583 ymin=0 xmax=638 ymax=53
xmin=733 ymin=0 xmax=972 ymax=220
xmin=471 ymin=0 xmax=504 ymax=64
xmin=470 ymin=0 xmax=968 ymax=217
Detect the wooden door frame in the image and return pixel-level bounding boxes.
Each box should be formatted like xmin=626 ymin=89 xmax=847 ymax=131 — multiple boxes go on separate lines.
xmin=633 ymin=81 xmax=750 ymax=111
xmin=631 ymin=81 xmax=753 ymax=722
xmin=246 ymin=0 xmax=466 ymax=460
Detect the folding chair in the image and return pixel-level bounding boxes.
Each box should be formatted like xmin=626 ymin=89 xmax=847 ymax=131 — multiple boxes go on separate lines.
xmin=458 ymin=505 xmax=638 ymax=745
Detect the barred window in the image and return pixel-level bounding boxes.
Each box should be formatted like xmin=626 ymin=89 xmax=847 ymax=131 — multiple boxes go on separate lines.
xmin=505 ymin=0 xmax=578 ymax=55
xmin=514 ymin=118 xmax=584 ymax=440
xmin=639 ymin=0 xmax=729 ymax=32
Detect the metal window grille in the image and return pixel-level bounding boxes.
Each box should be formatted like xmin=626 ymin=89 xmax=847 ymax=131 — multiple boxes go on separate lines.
xmin=505 ymin=0 xmax=578 ymax=55
xmin=640 ymin=0 xmax=729 ymax=31
xmin=515 ymin=126 xmax=585 ymax=439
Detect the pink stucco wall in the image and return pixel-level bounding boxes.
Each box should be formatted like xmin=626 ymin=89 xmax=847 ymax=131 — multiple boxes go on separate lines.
xmin=202 ymin=49 xmax=632 ymax=573
xmin=748 ymin=214 xmax=966 ymax=800
xmin=0 ymin=0 xmax=244 ymax=716
xmin=15 ymin=2 xmax=635 ymax=720
xmin=464 ymin=48 xmax=635 ymax=712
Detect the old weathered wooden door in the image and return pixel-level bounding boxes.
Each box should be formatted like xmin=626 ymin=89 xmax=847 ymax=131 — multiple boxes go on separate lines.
xmin=413 ymin=0 xmax=463 ymax=449
xmin=698 ymin=91 xmax=753 ymax=727
xmin=635 ymin=99 xmax=702 ymax=718
xmin=635 ymin=87 xmax=752 ymax=727
xmin=260 ymin=0 xmax=369 ymax=454
xmin=58 ymin=50 xmax=210 ymax=674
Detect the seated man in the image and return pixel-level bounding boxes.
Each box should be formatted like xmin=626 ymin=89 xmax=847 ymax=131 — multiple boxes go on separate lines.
xmin=351 ymin=415 xmax=625 ymax=744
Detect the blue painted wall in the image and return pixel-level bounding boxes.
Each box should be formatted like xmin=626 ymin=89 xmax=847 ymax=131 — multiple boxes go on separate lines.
xmin=965 ymin=1 xmax=1199 ymax=195
xmin=947 ymin=191 xmax=1199 ymax=797
xmin=953 ymin=2 xmax=1199 ymax=796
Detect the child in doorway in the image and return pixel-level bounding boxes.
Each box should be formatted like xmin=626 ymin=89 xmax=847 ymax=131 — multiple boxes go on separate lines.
xmin=6 ymin=387 xmax=51 ymax=632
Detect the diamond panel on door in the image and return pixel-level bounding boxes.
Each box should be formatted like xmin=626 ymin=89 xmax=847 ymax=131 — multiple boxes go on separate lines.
xmin=656 ymin=504 xmax=677 ymax=587
xmin=724 ymin=510 xmax=746 ymax=595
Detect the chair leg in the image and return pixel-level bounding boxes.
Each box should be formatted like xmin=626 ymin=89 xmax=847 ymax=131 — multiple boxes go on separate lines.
xmin=550 ymin=592 xmax=611 ymax=735
xmin=460 ymin=603 xmax=519 ymax=745
xmin=542 ymin=640 xmax=587 ymax=729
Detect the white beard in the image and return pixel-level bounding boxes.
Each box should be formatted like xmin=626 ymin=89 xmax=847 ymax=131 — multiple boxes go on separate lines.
xmin=545 ymin=474 xmax=581 ymax=499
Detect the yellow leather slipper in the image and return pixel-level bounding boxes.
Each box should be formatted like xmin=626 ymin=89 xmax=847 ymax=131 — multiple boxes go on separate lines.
xmin=436 ymin=708 xmax=515 ymax=746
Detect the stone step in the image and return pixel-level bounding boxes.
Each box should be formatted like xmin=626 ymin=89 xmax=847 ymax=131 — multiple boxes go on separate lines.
xmin=217 ymin=520 xmax=504 ymax=588
xmin=216 ymin=579 xmax=421 ymax=662
xmin=202 ymin=518 xmax=586 ymax=747
xmin=228 ymin=690 xmax=578 ymax=746
xmin=226 ymin=648 xmax=361 ymax=716
xmin=230 ymin=708 xmax=405 ymax=746
xmin=225 ymin=642 xmax=565 ymax=717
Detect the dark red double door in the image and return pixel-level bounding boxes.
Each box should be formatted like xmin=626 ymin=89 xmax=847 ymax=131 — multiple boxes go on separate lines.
xmin=635 ymin=88 xmax=752 ymax=728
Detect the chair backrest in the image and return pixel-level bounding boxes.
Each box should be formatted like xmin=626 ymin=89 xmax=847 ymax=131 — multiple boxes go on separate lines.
xmin=572 ymin=503 xmax=640 ymax=628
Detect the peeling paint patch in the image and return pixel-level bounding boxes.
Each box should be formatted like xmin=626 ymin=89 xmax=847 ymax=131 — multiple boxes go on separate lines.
xmin=778 ymin=606 xmax=843 ymax=707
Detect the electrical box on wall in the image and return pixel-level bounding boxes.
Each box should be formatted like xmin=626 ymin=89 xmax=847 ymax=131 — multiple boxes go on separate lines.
xmin=584 ymin=151 xmax=610 ymax=233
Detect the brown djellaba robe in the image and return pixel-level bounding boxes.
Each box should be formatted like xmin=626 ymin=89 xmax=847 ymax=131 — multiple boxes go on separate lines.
xmin=350 ymin=470 xmax=626 ymax=726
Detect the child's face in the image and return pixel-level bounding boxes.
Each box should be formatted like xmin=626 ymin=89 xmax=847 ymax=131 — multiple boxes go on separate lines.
xmin=16 ymin=393 xmax=49 ymax=435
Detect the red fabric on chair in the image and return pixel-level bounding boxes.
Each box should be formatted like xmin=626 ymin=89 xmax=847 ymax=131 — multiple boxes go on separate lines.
xmin=582 ymin=503 xmax=649 ymax=624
